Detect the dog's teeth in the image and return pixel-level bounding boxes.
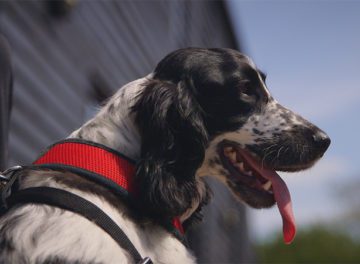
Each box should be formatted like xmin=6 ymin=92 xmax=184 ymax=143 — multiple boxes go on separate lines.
xmin=239 ymin=162 xmax=245 ymax=171
xmin=224 ymin=147 xmax=237 ymax=162
xmin=244 ymin=170 xmax=253 ymax=177
xmin=224 ymin=147 xmax=233 ymax=154
xmin=262 ymin=181 xmax=272 ymax=191
xmin=229 ymin=152 xmax=236 ymax=162
xmin=233 ymin=162 xmax=245 ymax=172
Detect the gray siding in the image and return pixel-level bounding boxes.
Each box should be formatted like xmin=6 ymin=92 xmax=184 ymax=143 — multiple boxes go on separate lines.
xmin=0 ymin=1 xmax=254 ymax=262
xmin=1 ymin=1 xmax=239 ymax=165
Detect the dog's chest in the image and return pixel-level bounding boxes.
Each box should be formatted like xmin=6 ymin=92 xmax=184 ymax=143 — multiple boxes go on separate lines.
xmin=0 ymin=174 xmax=195 ymax=264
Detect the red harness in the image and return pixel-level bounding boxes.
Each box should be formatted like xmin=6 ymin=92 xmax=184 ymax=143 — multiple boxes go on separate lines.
xmin=33 ymin=139 xmax=185 ymax=236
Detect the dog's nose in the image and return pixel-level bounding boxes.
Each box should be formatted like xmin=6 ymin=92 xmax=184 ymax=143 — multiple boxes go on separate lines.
xmin=312 ymin=131 xmax=331 ymax=153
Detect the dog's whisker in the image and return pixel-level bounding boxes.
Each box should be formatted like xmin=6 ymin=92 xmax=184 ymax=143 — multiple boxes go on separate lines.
xmin=261 ymin=145 xmax=278 ymax=168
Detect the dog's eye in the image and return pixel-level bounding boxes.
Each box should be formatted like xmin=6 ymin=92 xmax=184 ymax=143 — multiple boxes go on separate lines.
xmin=238 ymin=80 xmax=252 ymax=96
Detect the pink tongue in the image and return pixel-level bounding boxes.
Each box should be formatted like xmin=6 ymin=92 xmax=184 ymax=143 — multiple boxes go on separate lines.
xmin=241 ymin=152 xmax=296 ymax=244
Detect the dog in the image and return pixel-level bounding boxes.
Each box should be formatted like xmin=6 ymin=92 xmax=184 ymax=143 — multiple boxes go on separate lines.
xmin=0 ymin=48 xmax=330 ymax=263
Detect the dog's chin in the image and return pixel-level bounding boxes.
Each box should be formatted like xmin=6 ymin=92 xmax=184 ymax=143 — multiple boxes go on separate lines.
xmin=274 ymin=160 xmax=318 ymax=172
xmin=217 ymin=140 xmax=317 ymax=209
xmin=226 ymin=179 xmax=276 ymax=209
xmin=217 ymin=142 xmax=275 ymax=209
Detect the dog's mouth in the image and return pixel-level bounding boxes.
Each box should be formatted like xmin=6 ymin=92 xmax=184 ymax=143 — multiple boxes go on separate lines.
xmin=219 ymin=142 xmax=296 ymax=244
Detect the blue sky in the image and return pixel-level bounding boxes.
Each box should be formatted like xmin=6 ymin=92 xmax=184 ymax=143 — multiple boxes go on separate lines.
xmin=227 ymin=1 xmax=360 ymax=242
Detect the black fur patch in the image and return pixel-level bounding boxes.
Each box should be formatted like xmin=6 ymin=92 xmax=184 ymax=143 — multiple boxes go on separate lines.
xmin=153 ymin=48 xmax=270 ymax=137
xmin=131 ymin=48 xmax=272 ymax=219
xmin=132 ymin=78 xmax=208 ymax=219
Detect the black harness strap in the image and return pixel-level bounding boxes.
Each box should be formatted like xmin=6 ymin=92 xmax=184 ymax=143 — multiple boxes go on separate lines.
xmin=5 ymin=186 xmax=152 ymax=264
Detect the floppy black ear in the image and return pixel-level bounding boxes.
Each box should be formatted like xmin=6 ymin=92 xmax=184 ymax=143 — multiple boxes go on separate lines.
xmin=132 ymin=78 xmax=208 ymax=220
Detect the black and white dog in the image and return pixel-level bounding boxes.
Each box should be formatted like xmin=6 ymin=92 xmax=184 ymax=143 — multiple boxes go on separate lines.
xmin=0 ymin=48 xmax=330 ymax=263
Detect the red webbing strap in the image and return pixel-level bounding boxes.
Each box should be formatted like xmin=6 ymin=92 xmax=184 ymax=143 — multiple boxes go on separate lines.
xmin=33 ymin=142 xmax=136 ymax=193
xmin=32 ymin=141 xmax=185 ymax=236
xmin=172 ymin=218 xmax=184 ymax=234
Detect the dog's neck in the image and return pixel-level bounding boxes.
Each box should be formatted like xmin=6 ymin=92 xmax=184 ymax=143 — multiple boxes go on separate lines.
xmin=68 ymin=75 xmax=204 ymax=223
xmin=68 ymin=77 xmax=150 ymax=161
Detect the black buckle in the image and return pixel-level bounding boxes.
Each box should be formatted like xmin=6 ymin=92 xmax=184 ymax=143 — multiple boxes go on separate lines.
xmin=138 ymin=257 xmax=153 ymax=264
xmin=0 ymin=165 xmax=23 ymax=214
xmin=0 ymin=165 xmax=22 ymax=182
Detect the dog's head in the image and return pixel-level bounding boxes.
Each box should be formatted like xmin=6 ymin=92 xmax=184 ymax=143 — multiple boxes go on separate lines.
xmin=132 ymin=48 xmax=330 ymax=241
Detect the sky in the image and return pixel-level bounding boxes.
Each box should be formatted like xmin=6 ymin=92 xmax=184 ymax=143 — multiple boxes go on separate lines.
xmin=227 ymin=0 xmax=360 ymax=242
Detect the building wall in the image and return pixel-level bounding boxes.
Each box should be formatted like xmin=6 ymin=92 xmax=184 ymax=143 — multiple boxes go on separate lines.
xmin=0 ymin=1 xmax=254 ymax=262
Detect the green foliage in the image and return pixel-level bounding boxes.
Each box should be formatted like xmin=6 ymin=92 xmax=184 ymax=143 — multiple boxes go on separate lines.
xmin=256 ymin=226 xmax=360 ymax=263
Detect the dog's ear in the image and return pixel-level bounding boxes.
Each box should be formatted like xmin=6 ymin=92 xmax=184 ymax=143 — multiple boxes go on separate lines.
xmin=132 ymin=78 xmax=208 ymax=219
